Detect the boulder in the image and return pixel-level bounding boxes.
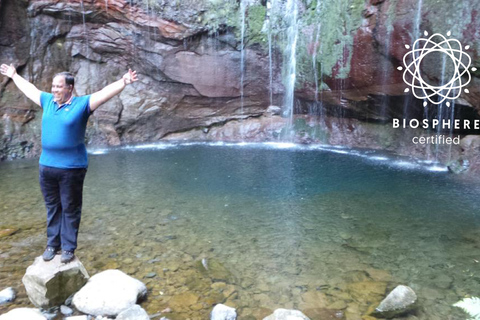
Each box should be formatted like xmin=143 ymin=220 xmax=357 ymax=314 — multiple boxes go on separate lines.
xmin=263 ymin=309 xmax=310 ymax=320
xmin=22 ymin=256 xmax=89 ymax=308
xmin=0 ymin=308 xmax=47 ymax=320
xmin=116 ymin=305 xmax=150 ymax=320
xmin=372 ymin=285 xmax=417 ymax=318
xmin=448 ymin=159 xmax=470 ymax=174
xmin=211 ymin=303 xmax=237 ymax=320
xmin=72 ymin=269 xmax=147 ymax=317
xmin=0 ymin=287 xmax=16 ymax=305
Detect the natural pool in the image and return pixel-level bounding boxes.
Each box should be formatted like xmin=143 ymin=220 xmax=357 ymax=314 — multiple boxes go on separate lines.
xmin=1 ymin=142 xmax=479 ymax=319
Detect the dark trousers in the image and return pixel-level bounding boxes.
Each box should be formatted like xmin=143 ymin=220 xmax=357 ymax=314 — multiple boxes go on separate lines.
xmin=39 ymin=165 xmax=87 ymax=252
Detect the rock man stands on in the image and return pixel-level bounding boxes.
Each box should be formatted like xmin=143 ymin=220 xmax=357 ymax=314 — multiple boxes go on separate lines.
xmin=0 ymin=63 xmax=138 ymax=263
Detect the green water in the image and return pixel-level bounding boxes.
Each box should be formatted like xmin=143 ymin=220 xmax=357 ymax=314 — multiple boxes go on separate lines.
xmin=1 ymin=143 xmax=479 ymax=319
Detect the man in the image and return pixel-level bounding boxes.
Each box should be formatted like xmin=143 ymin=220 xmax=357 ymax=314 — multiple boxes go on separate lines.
xmin=0 ymin=63 xmax=138 ymax=263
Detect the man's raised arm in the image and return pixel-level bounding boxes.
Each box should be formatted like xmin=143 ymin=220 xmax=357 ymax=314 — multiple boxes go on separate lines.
xmin=0 ymin=64 xmax=41 ymax=106
xmin=89 ymin=69 xmax=138 ymax=112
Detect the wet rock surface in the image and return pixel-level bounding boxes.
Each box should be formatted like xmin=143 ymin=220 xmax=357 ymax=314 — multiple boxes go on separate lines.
xmin=22 ymin=256 xmax=89 ymax=308
xmin=373 ymin=285 xmax=417 ymax=319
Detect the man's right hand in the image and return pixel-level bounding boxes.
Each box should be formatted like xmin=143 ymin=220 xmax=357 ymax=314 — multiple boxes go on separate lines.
xmin=0 ymin=64 xmax=17 ymax=78
xmin=1 ymin=63 xmax=41 ymax=106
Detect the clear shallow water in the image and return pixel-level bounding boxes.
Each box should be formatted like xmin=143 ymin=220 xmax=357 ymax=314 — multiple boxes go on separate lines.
xmin=1 ymin=142 xmax=479 ymax=319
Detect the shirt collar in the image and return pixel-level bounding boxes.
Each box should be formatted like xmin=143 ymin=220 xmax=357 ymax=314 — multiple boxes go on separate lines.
xmin=55 ymin=95 xmax=74 ymax=108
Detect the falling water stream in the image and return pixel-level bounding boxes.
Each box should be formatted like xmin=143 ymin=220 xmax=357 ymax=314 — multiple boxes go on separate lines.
xmin=239 ymin=0 xmax=247 ymax=140
xmin=282 ymin=0 xmax=299 ymax=140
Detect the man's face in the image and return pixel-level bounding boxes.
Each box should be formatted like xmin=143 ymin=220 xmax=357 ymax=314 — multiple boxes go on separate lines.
xmin=52 ymin=76 xmax=72 ymax=104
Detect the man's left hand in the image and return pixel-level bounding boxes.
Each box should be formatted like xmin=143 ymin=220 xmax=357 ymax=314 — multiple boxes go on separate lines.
xmin=122 ymin=69 xmax=138 ymax=85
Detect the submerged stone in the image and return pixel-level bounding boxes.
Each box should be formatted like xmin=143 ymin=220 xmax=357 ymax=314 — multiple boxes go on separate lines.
xmin=22 ymin=256 xmax=89 ymax=308
xmin=0 ymin=227 xmax=18 ymax=239
xmin=196 ymin=258 xmax=235 ymax=283
xmin=168 ymin=292 xmax=200 ymax=311
xmin=372 ymin=285 xmax=417 ymax=318
xmin=299 ymin=291 xmax=329 ymax=310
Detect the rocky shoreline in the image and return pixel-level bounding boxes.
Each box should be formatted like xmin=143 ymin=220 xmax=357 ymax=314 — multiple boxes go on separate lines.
xmin=0 ymin=254 xmax=422 ymax=320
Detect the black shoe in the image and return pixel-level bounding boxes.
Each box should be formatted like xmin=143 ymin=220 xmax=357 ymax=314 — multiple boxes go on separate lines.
xmin=42 ymin=247 xmax=59 ymax=261
xmin=61 ymin=250 xmax=75 ymax=263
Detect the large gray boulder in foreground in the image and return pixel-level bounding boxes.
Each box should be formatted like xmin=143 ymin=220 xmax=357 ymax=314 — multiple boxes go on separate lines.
xmin=72 ymin=269 xmax=147 ymax=317
xmin=22 ymin=256 xmax=89 ymax=308
xmin=0 ymin=308 xmax=47 ymax=320
xmin=373 ymin=285 xmax=417 ymax=318
xmin=263 ymin=309 xmax=310 ymax=320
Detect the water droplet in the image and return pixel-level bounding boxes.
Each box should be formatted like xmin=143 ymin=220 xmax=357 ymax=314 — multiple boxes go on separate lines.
xmin=447 ymin=31 xmax=451 ymax=36
xmin=424 ymin=31 xmax=428 ymax=36
xmin=472 ymin=67 xmax=477 ymax=72
xmin=405 ymin=44 xmax=410 ymax=49
xmin=446 ymin=102 xmax=450 ymax=107
xmin=397 ymin=66 xmax=403 ymax=71
xmin=465 ymin=45 xmax=470 ymax=50
xmin=423 ymin=101 xmax=428 ymax=107
xmin=465 ymin=89 xmax=470 ymax=93
xmin=404 ymin=88 xmax=409 ymax=92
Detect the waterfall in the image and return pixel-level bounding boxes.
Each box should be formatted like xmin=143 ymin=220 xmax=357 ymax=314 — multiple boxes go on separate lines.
xmin=310 ymin=0 xmax=323 ymax=139
xmin=434 ymin=53 xmax=448 ymax=162
xmin=403 ymin=0 xmax=423 ymax=119
xmin=380 ymin=0 xmax=398 ymax=121
xmin=80 ymin=0 xmax=90 ymax=58
xmin=266 ymin=0 xmax=274 ymax=106
xmin=282 ymin=0 xmax=299 ymax=140
xmin=239 ymin=0 xmax=247 ymax=139
xmin=380 ymin=28 xmax=392 ymax=121
xmin=413 ymin=0 xmax=423 ymax=44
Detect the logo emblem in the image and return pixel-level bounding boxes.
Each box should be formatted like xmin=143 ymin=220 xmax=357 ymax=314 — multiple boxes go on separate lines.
xmin=398 ymin=31 xmax=476 ymax=107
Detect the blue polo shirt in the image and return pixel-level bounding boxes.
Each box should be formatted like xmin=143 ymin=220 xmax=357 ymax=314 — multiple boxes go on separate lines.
xmin=39 ymin=92 xmax=91 ymax=169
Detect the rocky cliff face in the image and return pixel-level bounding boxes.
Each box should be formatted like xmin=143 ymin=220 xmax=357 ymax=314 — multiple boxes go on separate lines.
xmin=0 ymin=0 xmax=479 ymax=164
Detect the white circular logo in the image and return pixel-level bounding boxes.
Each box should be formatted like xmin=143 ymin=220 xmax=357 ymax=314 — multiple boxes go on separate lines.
xmin=398 ymin=31 xmax=477 ymax=107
